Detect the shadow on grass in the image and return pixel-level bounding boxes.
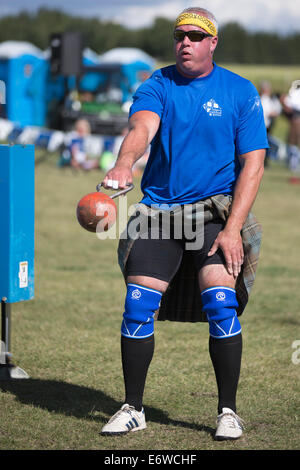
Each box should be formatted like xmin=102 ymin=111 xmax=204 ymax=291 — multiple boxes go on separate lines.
xmin=0 ymin=378 xmax=214 ymax=437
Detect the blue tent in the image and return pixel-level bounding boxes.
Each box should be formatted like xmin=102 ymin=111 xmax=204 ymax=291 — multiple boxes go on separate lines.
xmin=99 ymin=48 xmax=155 ymax=103
xmin=0 ymin=42 xmax=155 ymax=129
xmin=0 ymin=41 xmax=47 ymax=127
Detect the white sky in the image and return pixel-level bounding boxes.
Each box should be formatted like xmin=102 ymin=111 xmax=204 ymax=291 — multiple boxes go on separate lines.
xmin=0 ymin=0 xmax=299 ymax=33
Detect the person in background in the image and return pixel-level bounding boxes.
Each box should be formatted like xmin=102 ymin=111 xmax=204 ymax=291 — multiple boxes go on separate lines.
xmin=280 ymin=80 xmax=300 ymax=177
xmin=259 ymin=81 xmax=281 ymax=166
xmin=69 ymin=119 xmax=99 ymax=170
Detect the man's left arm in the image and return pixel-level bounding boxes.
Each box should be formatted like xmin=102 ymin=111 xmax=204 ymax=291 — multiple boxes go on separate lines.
xmin=208 ymin=149 xmax=265 ymax=278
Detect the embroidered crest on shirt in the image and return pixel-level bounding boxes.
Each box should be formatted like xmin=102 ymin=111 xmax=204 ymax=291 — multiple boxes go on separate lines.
xmin=203 ymin=99 xmax=222 ymax=117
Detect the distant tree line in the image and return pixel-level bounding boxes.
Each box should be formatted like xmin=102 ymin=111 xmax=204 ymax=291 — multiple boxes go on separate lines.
xmin=0 ymin=8 xmax=299 ymax=64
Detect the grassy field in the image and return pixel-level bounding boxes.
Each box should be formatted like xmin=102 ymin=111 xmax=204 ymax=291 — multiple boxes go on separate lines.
xmin=0 ymin=149 xmax=299 ymax=451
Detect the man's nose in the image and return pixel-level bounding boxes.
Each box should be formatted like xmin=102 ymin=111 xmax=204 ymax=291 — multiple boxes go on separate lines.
xmin=182 ymin=34 xmax=191 ymax=45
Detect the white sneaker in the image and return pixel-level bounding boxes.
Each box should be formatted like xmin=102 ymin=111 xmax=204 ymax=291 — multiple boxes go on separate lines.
xmin=101 ymin=404 xmax=147 ymax=435
xmin=215 ymin=408 xmax=245 ymax=441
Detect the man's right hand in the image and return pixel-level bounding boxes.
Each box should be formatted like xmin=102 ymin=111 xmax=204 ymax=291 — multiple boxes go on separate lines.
xmin=102 ymin=163 xmax=133 ymax=190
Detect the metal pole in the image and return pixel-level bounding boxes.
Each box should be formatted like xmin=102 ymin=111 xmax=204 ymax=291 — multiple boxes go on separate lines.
xmin=0 ymin=299 xmax=29 ymax=379
xmin=1 ymin=299 xmax=11 ymax=365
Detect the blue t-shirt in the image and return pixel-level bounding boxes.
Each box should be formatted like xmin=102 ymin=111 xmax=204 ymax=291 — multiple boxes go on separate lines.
xmin=129 ymin=64 xmax=268 ymax=206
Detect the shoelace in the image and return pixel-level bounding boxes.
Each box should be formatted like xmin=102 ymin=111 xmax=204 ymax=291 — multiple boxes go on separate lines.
xmin=218 ymin=412 xmax=245 ymax=430
xmin=108 ymin=405 xmax=135 ymax=423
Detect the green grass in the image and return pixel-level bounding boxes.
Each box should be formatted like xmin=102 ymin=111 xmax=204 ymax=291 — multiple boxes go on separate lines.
xmin=0 ymin=151 xmax=299 ymax=451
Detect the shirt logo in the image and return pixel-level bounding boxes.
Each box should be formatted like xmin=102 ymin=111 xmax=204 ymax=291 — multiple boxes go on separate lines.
xmin=203 ymin=98 xmax=222 ymax=117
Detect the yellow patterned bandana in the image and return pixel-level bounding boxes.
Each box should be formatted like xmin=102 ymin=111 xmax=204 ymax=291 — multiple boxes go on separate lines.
xmin=174 ymin=13 xmax=218 ymax=36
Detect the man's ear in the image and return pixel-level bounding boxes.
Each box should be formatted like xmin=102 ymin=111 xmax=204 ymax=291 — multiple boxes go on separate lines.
xmin=210 ymin=36 xmax=218 ymax=55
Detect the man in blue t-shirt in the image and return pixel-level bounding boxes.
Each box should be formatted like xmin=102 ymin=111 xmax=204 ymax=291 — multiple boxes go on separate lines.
xmin=101 ymin=6 xmax=268 ymax=440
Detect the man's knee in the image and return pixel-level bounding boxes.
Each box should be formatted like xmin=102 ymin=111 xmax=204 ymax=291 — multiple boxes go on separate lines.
xmin=201 ymin=286 xmax=241 ymax=339
xmin=127 ymin=275 xmax=169 ymax=294
xmin=121 ymin=283 xmax=162 ymax=339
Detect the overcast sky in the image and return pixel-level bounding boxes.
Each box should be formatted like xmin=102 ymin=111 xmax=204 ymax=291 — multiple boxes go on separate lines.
xmin=0 ymin=0 xmax=299 ymax=33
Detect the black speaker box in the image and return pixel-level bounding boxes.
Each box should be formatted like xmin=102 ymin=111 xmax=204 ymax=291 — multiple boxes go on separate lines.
xmin=50 ymin=32 xmax=83 ymax=76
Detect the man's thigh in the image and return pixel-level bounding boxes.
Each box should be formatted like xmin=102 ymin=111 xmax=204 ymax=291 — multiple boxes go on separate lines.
xmin=190 ymin=219 xmax=236 ymax=291
xmin=198 ymin=263 xmax=236 ymax=292
xmin=126 ymin=237 xmax=183 ymax=292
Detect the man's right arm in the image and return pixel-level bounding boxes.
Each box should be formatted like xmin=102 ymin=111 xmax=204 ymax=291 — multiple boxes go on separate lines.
xmin=102 ymin=110 xmax=160 ymax=189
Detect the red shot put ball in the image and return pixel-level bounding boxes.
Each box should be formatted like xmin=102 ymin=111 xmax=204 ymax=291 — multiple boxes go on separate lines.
xmin=76 ymin=192 xmax=117 ymax=233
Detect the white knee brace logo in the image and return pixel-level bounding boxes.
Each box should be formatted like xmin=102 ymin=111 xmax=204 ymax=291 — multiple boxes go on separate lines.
xmin=216 ymin=291 xmax=226 ymax=301
xmin=131 ymin=289 xmax=142 ymax=300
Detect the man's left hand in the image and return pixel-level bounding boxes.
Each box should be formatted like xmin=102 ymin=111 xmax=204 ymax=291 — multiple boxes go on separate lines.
xmin=207 ymin=228 xmax=244 ymax=279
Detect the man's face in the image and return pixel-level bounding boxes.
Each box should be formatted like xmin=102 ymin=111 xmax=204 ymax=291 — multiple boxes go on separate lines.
xmin=174 ymin=24 xmax=218 ymax=78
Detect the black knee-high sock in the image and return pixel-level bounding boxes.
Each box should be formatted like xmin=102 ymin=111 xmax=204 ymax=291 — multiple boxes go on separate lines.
xmin=209 ymin=333 xmax=242 ymax=414
xmin=121 ymin=335 xmax=155 ymax=411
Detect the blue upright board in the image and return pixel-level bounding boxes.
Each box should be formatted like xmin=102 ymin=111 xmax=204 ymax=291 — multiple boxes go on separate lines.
xmin=0 ymin=145 xmax=35 ymax=303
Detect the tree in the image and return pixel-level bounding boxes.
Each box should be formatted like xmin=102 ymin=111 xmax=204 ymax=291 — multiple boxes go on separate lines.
xmin=0 ymin=8 xmax=299 ymax=65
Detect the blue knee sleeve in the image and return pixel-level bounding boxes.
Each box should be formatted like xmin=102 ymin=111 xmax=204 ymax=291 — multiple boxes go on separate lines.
xmin=201 ymin=287 xmax=241 ymax=339
xmin=121 ymin=284 xmax=162 ymax=339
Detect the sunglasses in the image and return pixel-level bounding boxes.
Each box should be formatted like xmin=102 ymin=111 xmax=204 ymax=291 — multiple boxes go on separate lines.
xmin=173 ymin=30 xmax=212 ymax=42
